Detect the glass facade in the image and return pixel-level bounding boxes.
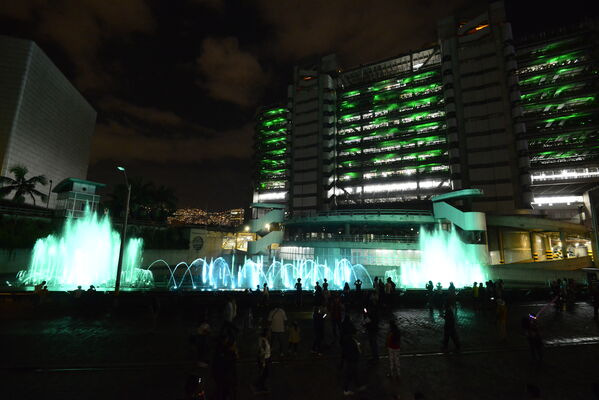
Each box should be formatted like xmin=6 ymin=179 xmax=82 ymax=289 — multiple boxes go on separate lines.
xmin=279 ymin=245 xmax=419 ymax=268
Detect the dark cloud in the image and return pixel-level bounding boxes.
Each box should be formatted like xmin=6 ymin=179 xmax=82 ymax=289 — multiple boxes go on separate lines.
xmin=257 ymin=0 xmax=476 ymax=66
xmin=91 ymin=121 xmax=253 ymax=164
xmin=197 ymin=37 xmax=269 ymax=107
xmin=6 ymin=0 xmax=568 ymax=210
xmin=98 ymin=97 xmax=186 ymax=127
xmin=91 ymin=98 xmax=253 ymax=163
xmin=0 ymin=0 xmax=155 ymax=90
xmin=190 ymin=0 xmax=225 ymax=9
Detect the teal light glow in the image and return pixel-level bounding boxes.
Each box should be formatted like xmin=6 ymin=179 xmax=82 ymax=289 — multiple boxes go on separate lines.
xmin=388 ymin=226 xmax=487 ymax=288
xmin=152 ymin=226 xmax=486 ymax=290
xmin=17 ymin=209 xmax=152 ymax=290
xmin=149 ymin=257 xmax=374 ymax=290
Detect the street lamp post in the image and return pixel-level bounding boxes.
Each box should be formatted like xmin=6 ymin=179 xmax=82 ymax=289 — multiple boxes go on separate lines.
xmin=115 ymin=166 xmax=131 ymax=295
xmin=46 ymin=179 xmax=53 ymax=208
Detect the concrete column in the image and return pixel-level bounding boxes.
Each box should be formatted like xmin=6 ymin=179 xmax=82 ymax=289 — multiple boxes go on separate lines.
xmin=498 ymin=228 xmax=505 ymax=264
xmin=529 ymin=232 xmax=538 ymax=262
xmin=560 ymin=231 xmax=567 ymax=259
xmin=344 ymin=223 xmax=350 ymax=236
xmin=543 ymin=234 xmax=552 ymax=261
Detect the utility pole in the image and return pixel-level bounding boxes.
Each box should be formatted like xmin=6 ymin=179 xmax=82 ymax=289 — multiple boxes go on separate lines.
xmin=115 ymin=166 xmax=131 ymax=294
xmin=46 ymin=179 xmax=53 ymax=208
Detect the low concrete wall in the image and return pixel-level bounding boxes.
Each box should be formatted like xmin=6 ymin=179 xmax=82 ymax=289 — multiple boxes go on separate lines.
xmin=486 ymin=256 xmax=593 ymax=287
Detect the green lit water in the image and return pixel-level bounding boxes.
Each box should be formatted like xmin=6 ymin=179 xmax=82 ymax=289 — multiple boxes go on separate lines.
xmin=18 ymin=210 xmax=153 ymax=290
xmin=389 ymin=226 xmax=487 ymax=288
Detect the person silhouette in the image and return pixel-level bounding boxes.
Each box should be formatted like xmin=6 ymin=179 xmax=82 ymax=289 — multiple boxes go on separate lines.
xmin=295 ymin=278 xmax=303 ymax=306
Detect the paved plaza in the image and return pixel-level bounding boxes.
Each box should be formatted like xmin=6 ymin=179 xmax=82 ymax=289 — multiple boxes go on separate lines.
xmin=1 ymin=292 xmax=599 ymax=399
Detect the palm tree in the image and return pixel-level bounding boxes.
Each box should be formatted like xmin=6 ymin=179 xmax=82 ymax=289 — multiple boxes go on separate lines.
xmin=0 ymin=165 xmax=48 ymax=206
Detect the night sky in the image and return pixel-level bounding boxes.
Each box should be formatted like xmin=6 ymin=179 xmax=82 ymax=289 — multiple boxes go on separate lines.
xmin=0 ymin=0 xmax=595 ymax=210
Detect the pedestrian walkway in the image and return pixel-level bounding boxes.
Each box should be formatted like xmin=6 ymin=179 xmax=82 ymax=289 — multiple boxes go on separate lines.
xmin=2 ymin=297 xmax=599 ymax=399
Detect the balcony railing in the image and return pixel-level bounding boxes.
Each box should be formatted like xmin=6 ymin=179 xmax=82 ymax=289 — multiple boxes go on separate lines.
xmin=315 ymin=209 xmax=432 ymax=217
xmin=286 ymin=233 xmax=419 ymax=244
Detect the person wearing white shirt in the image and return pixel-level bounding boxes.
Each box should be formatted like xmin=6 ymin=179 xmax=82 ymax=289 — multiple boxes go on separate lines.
xmin=268 ymin=305 xmax=287 ymax=356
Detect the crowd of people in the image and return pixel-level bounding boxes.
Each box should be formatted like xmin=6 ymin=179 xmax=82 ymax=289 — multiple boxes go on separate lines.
xmin=29 ymin=275 xmax=594 ymax=399
xmin=187 ymin=277 xmax=480 ymax=399
xmin=182 ymin=274 xmax=591 ymax=399
xmin=182 ymin=277 xmax=407 ymax=398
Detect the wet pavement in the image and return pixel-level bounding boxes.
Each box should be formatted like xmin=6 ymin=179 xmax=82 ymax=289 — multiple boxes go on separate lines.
xmin=1 ymin=293 xmax=599 ymax=399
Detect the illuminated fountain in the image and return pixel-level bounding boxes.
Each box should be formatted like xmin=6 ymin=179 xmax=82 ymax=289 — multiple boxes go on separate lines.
xmin=15 ymin=206 xmax=484 ymax=291
xmin=388 ymin=226 xmax=487 ymax=288
xmin=17 ymin=209 xmax=153 ymax=290
xmin=148 ymin=257 xmax=373 ymax=290
xmin=151 ymin=226 xmax=486 ymax=290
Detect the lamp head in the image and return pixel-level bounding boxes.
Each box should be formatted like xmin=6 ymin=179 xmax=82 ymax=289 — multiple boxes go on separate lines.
xmin=117 ymin=166 xmax=125 ymax=172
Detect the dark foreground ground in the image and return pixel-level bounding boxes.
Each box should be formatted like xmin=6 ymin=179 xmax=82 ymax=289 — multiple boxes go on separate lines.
xmin=1 ymin=290 xmax=599 ymax=400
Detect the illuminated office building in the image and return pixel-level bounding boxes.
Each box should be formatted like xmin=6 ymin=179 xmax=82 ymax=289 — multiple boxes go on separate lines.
xmin=252 ymin=105 xmax=291 ymax=205
xmin=253 ymin=5 xmax=599 ymax=218
xmin=247 ymin=2 xmax=596 ymax=275
xmin=255 ymin=2 xmax=535 ymax=215
xmin=516 ymin=23 xmax=599 ymax=219
xmin=334 ymin=48 xmax=450 ymax=208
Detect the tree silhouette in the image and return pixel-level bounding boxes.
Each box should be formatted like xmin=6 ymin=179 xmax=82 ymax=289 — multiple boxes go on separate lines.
xmin=107 ymin=177 xmax=178 ymax=222
xmin=0 ymin=165 xmax=48 ymax=206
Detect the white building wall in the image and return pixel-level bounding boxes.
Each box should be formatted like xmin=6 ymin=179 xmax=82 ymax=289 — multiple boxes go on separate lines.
xmin=0 ymin=36 xmax=96 ymax=208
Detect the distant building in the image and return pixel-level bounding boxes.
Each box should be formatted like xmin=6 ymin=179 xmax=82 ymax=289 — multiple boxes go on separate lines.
xmin=253 ymin=105 xmax=291 ymax=205
xmin=53 ymin=178 xmax=105 ymax=218
xmin=229 ymin=208 xmax=245 ymax=226
xmin=0 ymin=36 xmax=96 ymax=208
xmin=168 ymin=208 xmax=245 ymax=227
